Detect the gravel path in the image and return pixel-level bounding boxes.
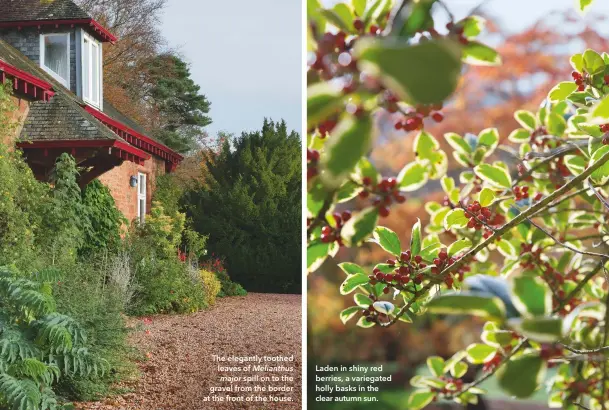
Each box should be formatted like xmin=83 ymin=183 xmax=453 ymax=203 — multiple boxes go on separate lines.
xmin=78 ymin=293 xmax=302 ymax=410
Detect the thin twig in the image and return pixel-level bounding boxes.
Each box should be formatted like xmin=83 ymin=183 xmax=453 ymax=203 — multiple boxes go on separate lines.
xmin=386 ymin=149 xmax=609 ymax=326
xmin=446 ymin=260 xmax=605 ymax=400
xmin=589 ymin=178 xmax=609 ymax=213
xmin=561 ymin=344 xmax=609 ymax=355
xmin=527 ymin=218 xmax=609 ymax=259
xmin=436 ymin=0 xmax=454 ymax=22
xmin=438 ymin=147 xmax=609 ymax=282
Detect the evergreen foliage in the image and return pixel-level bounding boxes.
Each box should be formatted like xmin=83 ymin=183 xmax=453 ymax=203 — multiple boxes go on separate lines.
xmin=148 ymin=53 xmax=212 ymax=153
xmin=184 ymin=119 xmax=301 ymax=293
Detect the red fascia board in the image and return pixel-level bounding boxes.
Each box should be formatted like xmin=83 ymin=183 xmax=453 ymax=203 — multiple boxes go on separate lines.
xmin=83 ymin=105 xmax=184 ymax=163
xmin=0 ymin=61 xmax=53 ymax=90
xmin=0 ymin=61 xmax=55 ymax=101
xmin=0 ymin=19 xmax=117 ymax=43
xmin=16 ymin=139 xmax=150 ymax=162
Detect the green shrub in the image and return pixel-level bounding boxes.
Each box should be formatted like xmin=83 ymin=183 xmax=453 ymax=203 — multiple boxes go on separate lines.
xmin=183 ymin=119 xmax=301 ymax=293
xmin=200 ymin=258 xmax=247 ymax=297
xmin=128 ymin=257 xmax=206 ymax=315
xmin=80 ymin=180 xmax=126 ymax=256
xmin=52 ymin=259 xmax=136 ymax=401
xmin=200 ymin=269 xmax=222 ymax=305
xmin=0 ymin=144 xmax=49 ymax=271
xmin=0 ymin=266 xmax=107 ymax=409
xmin=125 ymin=203 xmax=207 ymax=315
xmin=216 ymin=270 xmax=247 ymax=297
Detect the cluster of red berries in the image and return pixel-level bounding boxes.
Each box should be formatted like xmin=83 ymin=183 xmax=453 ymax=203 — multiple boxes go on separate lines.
xmin=599 ymin=124 xmax=609 ymax=144
xmin=430 ymin=250 xmax=470 ymax=288
xmin=320 ymin=211 xmax=352 ymax=245
xmin=310 ymin=31 xmax=349 ymax=71
xmin=317 ymin=118 xmax=338 ymax=138
xmin=571 ymin=71 xmax=587 ymax=91
xmin=358 ymin=176 xmax=406 ymax=217
xmin=362 ymin=305 xmax=379 ymax=323
xmin=568 ymin=380 xmax=597 ymax=396
xmin=513 ymin=185 xmax=530 ymax=200
xmin=482 ymin=352 xmax=504 ymax=372
xmin=553 ymin=156 xmax=571 ymax=178
xmin=464 ymin=201 xmax=491 ymax=230
xmin=353 ymin=18 xmax=382 ymax=35
xmin=516 ymin=163 xmax=533 ymax=182
xmin=539 ymin=344 xmax=563 ymax=361
xmin=307 ymin=149 xmax=320 ymax=179
xmin=553 ymin=290 xmax=581 ymax=316
xmin=518 ymin=244 xmax=542 ymax=270
xmin=369 ymin=264 xmax=414 ymax=294
xmin=432 ymin=376 xmax=464 ymax=395
xmin=394 ymin=103 xmax=444 ymax=132
xmin=368 ymin=251 xmax=429 ymax=292
xmin=446 ymin=22 xmax=470 ymax=45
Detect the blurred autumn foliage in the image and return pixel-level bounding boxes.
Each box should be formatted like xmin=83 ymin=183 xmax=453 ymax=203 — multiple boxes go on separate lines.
xmin=75 ymin=0 xmax=212 ymax=153
xmin=308 ymin=7 xmax=609 ymax=374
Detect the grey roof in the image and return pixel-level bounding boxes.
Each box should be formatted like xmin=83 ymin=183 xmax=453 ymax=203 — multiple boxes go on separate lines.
xmin=0 ymin=36 xmax=170 ymax=152
xmin=103 ymin=100 xmax=150 ymax=136
xmin=0 ymin=38 xmax=120 ymax=142
xmin=0 ymin=0 xmax=90 ymax=22
xmin=22 ymin=94 xmax=121 ymax=141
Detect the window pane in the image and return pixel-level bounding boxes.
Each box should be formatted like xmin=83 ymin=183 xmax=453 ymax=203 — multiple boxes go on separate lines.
xmin=139 ymin=199 xmax=146 ymax=222
xmin=91 ymin=43 xmax=99 ymax=103
xmin=139 ymin=175 xmax=146 ymax=195
xmin=83 ymin=38 xmax=90 ymax=99
xmin=44 ymin=34 xmax=69 ymax=82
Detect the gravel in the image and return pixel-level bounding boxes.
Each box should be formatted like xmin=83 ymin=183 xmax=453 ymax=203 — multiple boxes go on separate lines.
xmin=77 ymin=293 xmax=302 ymax=410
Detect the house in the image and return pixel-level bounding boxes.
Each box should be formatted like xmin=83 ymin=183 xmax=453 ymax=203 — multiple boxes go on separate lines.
xmin=0 ymin=0 xmax=183 ymax=222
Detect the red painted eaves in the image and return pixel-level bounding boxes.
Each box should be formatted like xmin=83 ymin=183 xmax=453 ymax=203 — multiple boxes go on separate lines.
xmin=83 ymin=105 xmax=184 ymax=166
xmin=0 ymin=18 xmax=117 ymax=43
xmin=16 ymin=139 xmax=151 ymax=165
xmin=0 ymin=60 xmax=55 ymax=101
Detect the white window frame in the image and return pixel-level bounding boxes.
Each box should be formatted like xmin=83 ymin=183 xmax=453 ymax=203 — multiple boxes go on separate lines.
xmin=81 ymin=32 xmax=102 ymax=108
xmin=137 ymin=173 xmax=147 ymax=223
xmin=39 ymin=33 xmax=71 ymax=88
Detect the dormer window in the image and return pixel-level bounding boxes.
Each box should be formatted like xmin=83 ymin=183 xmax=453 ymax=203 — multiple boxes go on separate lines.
xmin=82 ymin=32 xmax=102 ymax=108
xmin=40 ymin=33 xmax=70 ymax=87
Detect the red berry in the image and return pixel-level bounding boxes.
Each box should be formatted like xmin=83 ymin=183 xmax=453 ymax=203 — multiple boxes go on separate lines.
xmin=341 ymin=210 xmax=352 ymax=222
xmin=414 ymin=255 xmax=422 ymax=264
xmin=379 ymin=206 xmax=390 ymax=217
xmin=358 ymin=190 xmax=370 ymax=199
xmin=438 ymin=250 xmax=448 ymax=260
xmin=604 ymin=75 xmax=609 ymax=84
xmin=431 ymin=112 xmax=444 ymax=123
xmin=383 ymin=286 xmax=390 ymax=294
xmin=353 ymin=18 xmax=364 ymax=31
xmin=362 ymin=177 xmax=372 ymax=185
xmin=394 ymin=193 xmax=406 ymax=203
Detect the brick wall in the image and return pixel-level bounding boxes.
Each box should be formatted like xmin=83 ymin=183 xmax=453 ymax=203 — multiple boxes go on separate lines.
xmin=98 ymin=156 xmax=167 ymax=222
xmin=1 ymin=95 xmax=30 ymax=146
xmin=0 ymin=27 xmax=78 ymax=91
